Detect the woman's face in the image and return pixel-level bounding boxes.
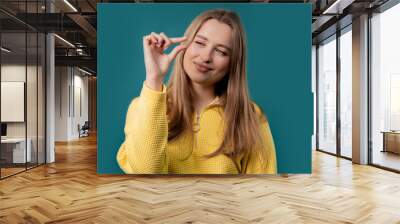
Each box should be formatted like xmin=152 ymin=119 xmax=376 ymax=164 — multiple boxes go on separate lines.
xmin=183 ymin=19 xmax=232 ymax=87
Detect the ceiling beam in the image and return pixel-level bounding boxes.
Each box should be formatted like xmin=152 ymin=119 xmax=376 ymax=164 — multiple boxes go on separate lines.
xmin=55 ymin=55 xmax=96 ymax=72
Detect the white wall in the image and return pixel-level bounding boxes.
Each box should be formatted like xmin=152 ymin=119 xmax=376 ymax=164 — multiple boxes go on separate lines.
xmin=55 ymin=66 xmax=89 ymax=141
xmin=73 ymin=72 xmax=89 ymax=138
xmin=1 ymin=66 xmax=26 ymax=133
xmin=1 ymin=65 xmax=41 ymax=137
xmin=55 ymin=66 xmax=69 ymax=141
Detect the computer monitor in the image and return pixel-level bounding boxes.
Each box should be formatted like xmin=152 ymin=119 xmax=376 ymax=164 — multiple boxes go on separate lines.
xmin=1 ymin=123 xmax=7 ymax=137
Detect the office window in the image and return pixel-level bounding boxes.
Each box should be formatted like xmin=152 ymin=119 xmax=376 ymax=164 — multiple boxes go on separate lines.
xmin=371 ymin=2 xmax=400 ymax=171
xmin=318 ymin=35 xmax=337 ymax=154
xmin=340 ymin=27 xmax=352 ymax=158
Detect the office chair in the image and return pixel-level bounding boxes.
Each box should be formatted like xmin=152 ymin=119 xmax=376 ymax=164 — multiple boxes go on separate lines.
xmin=78 ymin=121 xmax=90 ymax=138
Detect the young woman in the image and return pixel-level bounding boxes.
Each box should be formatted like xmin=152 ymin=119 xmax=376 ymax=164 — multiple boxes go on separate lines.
xmin=116 ymin=9 xmax=277 ymax=174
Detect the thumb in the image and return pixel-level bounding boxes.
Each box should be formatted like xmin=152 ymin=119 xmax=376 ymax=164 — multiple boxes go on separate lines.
xmin=168 ymin=44 xmax=187 ymax=62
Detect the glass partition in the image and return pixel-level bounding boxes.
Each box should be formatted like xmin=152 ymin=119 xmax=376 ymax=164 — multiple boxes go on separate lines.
xmin=1 ymin=30 xmax=28 ymax=178
xmin=0 ymin=1 xmax=46 ymax=179
xmin=27 ymin=30 xmax=38 ymax=169
xmin=38 ymin=32 xmax=45 ymax=165
xmin=317 ymin=35 xmax=337 ymax=155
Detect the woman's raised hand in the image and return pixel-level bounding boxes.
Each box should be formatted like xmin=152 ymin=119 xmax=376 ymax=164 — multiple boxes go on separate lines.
xmin=143 ymin=32 xmax=187 ymax=90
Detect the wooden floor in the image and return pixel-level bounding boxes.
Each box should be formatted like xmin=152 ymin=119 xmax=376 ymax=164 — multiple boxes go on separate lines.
xmin=1 ymin=163 xmax=44 ymax=178
xmin=0 ymin=167 xmax=26 ymax=178
xmin=373 ymin=150 xmax=400 ymax=171
xmin=1 ymin=134 xmax=400 ymax=223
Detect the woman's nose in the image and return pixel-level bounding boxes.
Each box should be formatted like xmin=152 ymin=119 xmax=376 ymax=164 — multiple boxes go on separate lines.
xmin=200 ymin=48 xmax=212 ymax=63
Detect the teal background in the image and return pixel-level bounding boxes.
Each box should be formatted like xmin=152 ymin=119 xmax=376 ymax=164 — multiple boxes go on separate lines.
xmin=98 ymin=3 xmax=312 ymax=174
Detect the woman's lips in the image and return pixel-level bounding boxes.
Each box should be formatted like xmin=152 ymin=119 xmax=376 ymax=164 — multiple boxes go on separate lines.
xmin=194 ymin=62 xmax=212 ymax=73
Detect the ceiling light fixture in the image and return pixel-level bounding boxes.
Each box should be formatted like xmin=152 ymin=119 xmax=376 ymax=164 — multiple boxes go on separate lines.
xmin=1 ymin=47 xmax=11 ymax=53
xmin=78 ymin=67 xmax=93 ymax=76
xmin=63 ymin=0 xmax=78 ymax=12
xmin=76 ymin=48 xmax=85 ymax=55
xmin=322 ymin=0 xmax=354 ymax=15
xmin=54 ymin=34 xmax=75 ymax=48
xmin=323 ymin=0 xmax=341 ymax=14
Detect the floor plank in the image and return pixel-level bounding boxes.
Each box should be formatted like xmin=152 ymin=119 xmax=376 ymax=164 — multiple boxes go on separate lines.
xmin=0 ymin=134 xmax=399 ymax=223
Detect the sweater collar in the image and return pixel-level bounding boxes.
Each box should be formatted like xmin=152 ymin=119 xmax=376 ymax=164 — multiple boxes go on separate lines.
xmin=194 ymin=96 xmax=222 ymax=116
xmin=205 ymin=96 xmax=223 ymax=109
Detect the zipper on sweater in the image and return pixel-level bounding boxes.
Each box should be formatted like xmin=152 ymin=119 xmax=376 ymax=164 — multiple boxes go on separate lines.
xmin=193 ymin=111 xmax=200 ymax=149
xmin=192 ymin=97 xmax=220 ymax=151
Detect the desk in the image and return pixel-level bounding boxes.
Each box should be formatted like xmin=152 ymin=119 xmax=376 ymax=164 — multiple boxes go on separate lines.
xmin=1 ymin=138 xmax=31 ymax=163
xmin=381 ymin=131 xmax=400 ymax=154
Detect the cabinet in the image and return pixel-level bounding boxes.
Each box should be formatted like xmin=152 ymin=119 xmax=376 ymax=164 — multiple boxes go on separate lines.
xmin=382 ymin=131 xmax=400 ymax=154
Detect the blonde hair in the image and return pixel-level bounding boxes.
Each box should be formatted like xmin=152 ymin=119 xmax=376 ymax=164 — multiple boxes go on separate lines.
xmin=166 ymin=9 xmax=266 ymax=162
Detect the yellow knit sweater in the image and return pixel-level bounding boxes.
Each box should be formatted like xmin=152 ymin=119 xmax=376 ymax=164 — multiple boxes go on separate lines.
xmin=116 ymin=82 xmax=277 ymax=174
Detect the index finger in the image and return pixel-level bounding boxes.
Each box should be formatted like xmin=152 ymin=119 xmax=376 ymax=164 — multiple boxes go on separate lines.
xmin=170 ymin=36 xmax=187 ymax=44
